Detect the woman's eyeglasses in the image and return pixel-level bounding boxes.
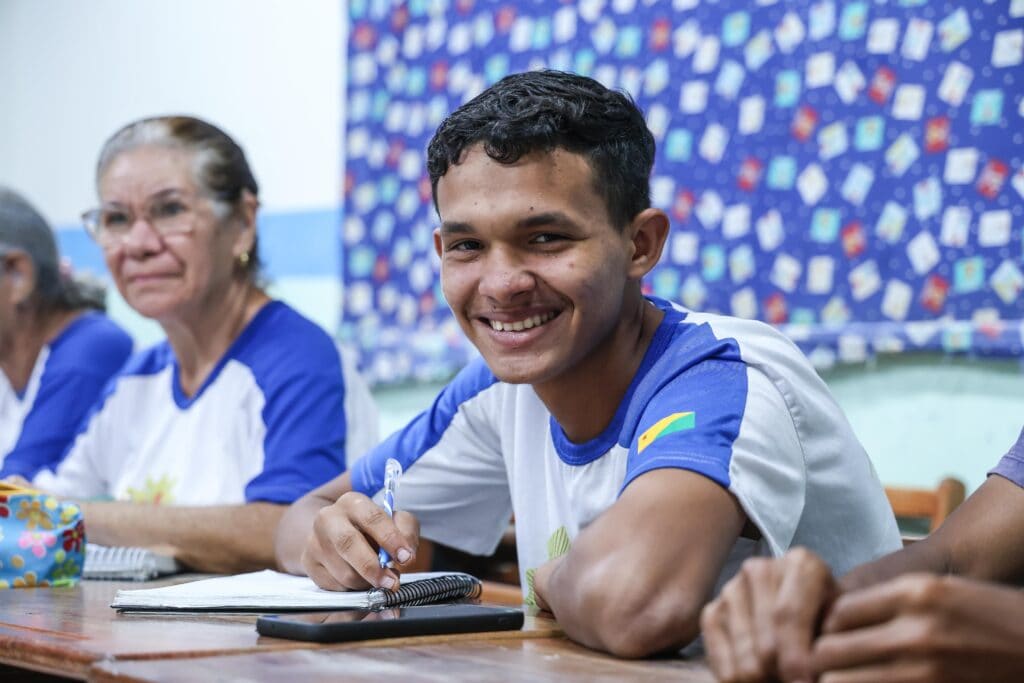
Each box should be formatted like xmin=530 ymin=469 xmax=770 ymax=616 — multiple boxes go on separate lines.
xmin=81 ymin=192 xmax=203 ymax=248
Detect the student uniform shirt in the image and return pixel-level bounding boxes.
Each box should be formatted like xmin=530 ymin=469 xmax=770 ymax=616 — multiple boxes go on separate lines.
xmin=34 ymin=301 xmax=378 ymax=505
xmin=989 ymin=426 xmax=1024 ymax=488
xmin=350 ymin=297 xmax=901 ymax=602
xmin=0 ymin=312 xmax=132 ymax=477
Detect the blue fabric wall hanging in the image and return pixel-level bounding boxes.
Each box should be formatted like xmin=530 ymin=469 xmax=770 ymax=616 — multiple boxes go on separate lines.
xmin=343 ymin=0 xmax=1024 ymax=384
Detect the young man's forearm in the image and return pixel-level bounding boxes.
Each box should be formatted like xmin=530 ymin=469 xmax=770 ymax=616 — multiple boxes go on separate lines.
xmin=81 ymin=501 xmax=284 ymax=573
xmin=536 ymin=546 xmax=703 ymax=658
xmin=533 ymin=470 xmax=744 ymax=658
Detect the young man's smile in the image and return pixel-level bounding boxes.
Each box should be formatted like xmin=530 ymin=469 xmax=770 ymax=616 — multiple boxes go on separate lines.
xmin=479 ymin=309 xmax=562 ymax=347
xmin=481 ymin=309 xmax=557 ymax=331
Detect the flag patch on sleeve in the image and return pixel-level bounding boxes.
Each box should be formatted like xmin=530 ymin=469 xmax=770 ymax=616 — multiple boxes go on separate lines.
xmin=637 ymin=411 xmax=696 ymax=454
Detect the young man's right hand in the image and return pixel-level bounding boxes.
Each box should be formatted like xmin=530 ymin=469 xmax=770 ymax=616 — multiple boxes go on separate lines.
xmin=700 ymin=547 xmax=839 ymax=683
xmin=299 ymin=490 xmax=420 ymax=592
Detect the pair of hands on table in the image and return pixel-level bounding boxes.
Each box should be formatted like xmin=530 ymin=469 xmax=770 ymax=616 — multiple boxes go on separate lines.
xmin=700 ymin=547 xmax=1024 ymax=683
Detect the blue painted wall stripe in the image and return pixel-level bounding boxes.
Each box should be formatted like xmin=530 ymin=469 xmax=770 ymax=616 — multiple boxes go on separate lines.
xmin=55 ymin=208 xmax=342 ymax=280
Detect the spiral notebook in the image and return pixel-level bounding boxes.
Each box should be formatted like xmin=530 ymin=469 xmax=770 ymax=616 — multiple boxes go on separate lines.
xmin=110 ymin=570 xmax=481 ymax=611
xmin=83 ymin=543 xmax=181 ymax=581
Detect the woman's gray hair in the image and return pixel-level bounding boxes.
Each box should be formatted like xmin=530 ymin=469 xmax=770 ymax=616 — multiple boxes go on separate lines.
xmin=95 ymin=115 xmax=263 ymax=281
xmin=0 ymin=187 xmax=107 ymax=313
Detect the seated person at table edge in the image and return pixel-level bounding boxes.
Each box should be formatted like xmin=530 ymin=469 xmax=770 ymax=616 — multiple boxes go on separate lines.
xmin=0 ymin=188 xmax=132 ymax=477
xmin=275 ymin=70 xmax=901 ymax=657
xmin=702 ymin=425 xmax=1024 ymax=683
xmin=29 ymin=116 xmax=378 ymax=573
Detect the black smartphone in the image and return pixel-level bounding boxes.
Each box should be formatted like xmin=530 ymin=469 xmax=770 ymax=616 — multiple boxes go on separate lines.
xmin=256 ymin=604 xmax=525 ymax=643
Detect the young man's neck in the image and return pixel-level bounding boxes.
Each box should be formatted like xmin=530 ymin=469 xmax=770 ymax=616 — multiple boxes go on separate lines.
xmin=533 ymin=295 xmax=664 ymax=444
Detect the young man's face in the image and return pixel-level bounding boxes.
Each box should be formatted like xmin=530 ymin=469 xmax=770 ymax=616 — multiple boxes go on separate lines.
xmin=434 ymin=144 xmax=637 ymax=386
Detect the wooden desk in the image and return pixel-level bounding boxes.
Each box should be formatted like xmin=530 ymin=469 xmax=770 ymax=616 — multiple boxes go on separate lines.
xmin=0 ymin=578 xmax=713 ymax=682
xmin=91 ymin=639 xmax=715 ymax=682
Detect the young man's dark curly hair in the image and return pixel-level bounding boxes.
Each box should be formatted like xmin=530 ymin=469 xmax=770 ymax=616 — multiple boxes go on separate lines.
xmin=426 ymin=70 xmax=655 ymax=230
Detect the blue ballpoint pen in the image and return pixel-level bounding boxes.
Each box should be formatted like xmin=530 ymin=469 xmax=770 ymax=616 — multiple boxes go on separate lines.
xmin=378 ymin=458 xmax=404 ymax=569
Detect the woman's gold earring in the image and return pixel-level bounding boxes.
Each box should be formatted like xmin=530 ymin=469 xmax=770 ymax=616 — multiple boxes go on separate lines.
xmin=238 ymin=252 xmax=250 ymax=267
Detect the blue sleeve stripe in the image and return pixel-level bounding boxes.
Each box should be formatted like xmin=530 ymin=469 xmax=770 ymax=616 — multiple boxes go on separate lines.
xmin=4 ymin=315 xmax=137 ymax=478
xmin=237 ymin=304 xmax=351 ymax=503
xmin=620 ymin=320 xmax=745 ymax=451
xmin=351 ymin=358 xmax=499 ymax=495
xmin=622 ymin=320 xmax=749 ymax=496
xmin=620 ymin=456 xmax=731 ymax=496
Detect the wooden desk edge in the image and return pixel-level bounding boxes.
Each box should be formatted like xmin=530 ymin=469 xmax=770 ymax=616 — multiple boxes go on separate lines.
xmin=114 ymin=616 xmax=562 ymax=662
xmin=0 ymin=613 xmax=561 ymax=680
xmin=0 ymin=641 xmax=95 ymax=680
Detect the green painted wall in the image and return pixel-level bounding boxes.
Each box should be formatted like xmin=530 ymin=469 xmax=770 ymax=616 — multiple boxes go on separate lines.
xmin=821 ymin=355 xmax=1024 ymax=494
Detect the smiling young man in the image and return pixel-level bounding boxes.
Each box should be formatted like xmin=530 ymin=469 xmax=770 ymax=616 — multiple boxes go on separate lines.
xmin=275 ymin=70 xmax=901 ymax=657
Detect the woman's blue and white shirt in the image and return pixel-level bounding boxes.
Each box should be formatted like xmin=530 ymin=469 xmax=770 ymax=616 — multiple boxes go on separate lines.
xmin=0 ymin=312 xmax=132 ymax=478
xmin=34 ymin=302 xmax=378 ymax=505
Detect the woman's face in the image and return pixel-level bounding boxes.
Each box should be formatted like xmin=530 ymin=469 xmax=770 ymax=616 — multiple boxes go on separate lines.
xmin=0 ymin=249 xmax=36 ymax=355
xmin=0 ymin=253 xmax=21 ymax=353
xmin=97 ymin=145 xmax=253 ymax=324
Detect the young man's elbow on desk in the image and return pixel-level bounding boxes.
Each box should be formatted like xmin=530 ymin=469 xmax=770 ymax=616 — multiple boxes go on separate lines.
xmin=535 ymin=552 xmax=705 ymax=658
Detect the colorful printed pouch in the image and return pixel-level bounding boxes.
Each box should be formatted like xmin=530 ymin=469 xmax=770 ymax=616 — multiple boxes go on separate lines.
xmin=0 ymin=483 xmax=85 ymax=589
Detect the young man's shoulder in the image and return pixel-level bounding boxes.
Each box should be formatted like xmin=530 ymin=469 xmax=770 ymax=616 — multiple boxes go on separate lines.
xmin=629 ymin=300 xmax=835 ymax=443
xmin=644 ymin=298 xmax=814 ymax=378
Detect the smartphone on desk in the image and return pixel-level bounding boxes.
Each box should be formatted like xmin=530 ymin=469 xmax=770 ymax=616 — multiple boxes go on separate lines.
xmin=256 ymin=604 xmax=524 ymax=643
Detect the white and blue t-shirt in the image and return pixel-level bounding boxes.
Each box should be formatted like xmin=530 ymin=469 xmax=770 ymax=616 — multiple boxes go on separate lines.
xmin=34 ymin=301 xmax=378 ymax=505
xmin=351 ymin=297 xmax=901 ymax=601
xmin=0 ymin=312 xmax=132 ymax=478
xmin=989 ymin=426 xmax=1024 ymax=489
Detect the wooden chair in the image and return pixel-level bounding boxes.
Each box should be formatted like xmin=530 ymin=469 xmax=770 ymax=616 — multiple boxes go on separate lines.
xmin=884 ymin=477 xmax=967 ymax=544
xmin=479 ymin=580 xmax=525 ymax=606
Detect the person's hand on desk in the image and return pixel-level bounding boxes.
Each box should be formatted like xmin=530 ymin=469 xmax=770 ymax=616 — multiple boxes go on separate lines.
xmin=2 ymin=475 xmax=57 ymax=497
xmin=301 ymin=490 xmax=421 ymax=592
xmin=530 ymin=555 xmax=564 ymax=615
xmin=811 ymin=573 xmax=1024 ymax=683
xmin=700 ymin=547 xmax=839 ymax=683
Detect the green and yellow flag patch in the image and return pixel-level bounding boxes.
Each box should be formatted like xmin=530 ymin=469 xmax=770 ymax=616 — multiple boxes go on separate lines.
xmin=637 ymin=411 xmax=695 ymax=454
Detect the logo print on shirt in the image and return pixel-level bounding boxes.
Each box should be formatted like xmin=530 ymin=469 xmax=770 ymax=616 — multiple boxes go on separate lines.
xmin=126 ymin=475 xmax=177 ymax=505
xmin=637 ymin=411 xmax=696 ymax=454
xmin=524 ymin=526 xmax=571 ymax=608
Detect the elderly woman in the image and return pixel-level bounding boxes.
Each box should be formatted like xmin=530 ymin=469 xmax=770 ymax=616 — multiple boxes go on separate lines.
xmin=0 ymin=188 xmax=132 ymax=476
xmin=32 ymin=116 xmax=378 ymax=572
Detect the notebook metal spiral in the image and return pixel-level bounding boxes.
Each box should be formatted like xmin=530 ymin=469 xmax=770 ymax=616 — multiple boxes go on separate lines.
xmin=84 ymin=543 xmax=180 ymax=581
xmin=367 ymin=574 xmax=482 ymax=609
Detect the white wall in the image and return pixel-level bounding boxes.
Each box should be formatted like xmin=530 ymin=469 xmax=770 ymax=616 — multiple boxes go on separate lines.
xmin=0 ymin=0 xmax=346 ymax=343
xmin=0 ymin=0 xmax=343 ymax=224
